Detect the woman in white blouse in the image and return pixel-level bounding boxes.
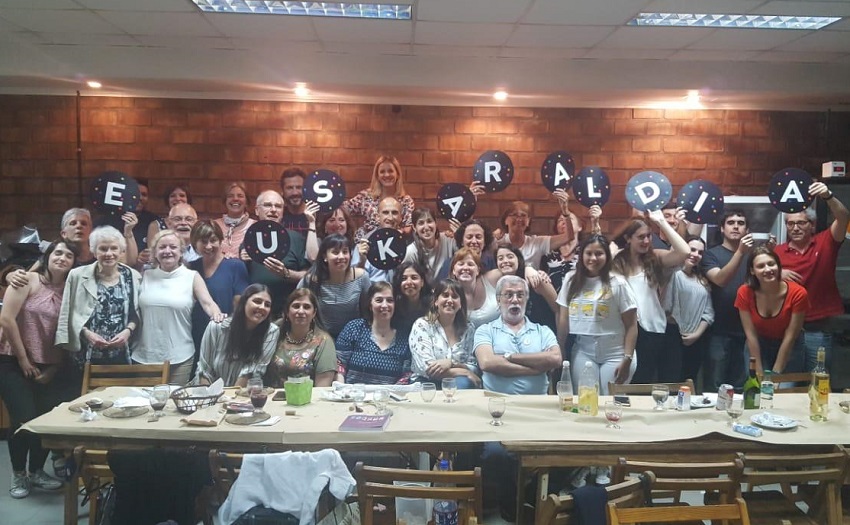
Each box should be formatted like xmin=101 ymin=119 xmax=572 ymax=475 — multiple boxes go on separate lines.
xmin=408 ymin=279 xmax=481 ymax=388
xmin=195 ymin=284 xmax=278 ymax=387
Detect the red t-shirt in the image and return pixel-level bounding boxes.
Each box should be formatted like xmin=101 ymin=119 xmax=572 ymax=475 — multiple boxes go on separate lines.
xmin=734 ymin=281 xmax=809 ymax=340
xmin=776 ymin=229 xmax=843 ymax=322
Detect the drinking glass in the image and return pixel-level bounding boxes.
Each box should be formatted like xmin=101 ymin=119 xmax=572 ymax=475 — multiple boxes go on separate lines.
xmin=373 ymin=388 xmax=390 ymax=416
xmin=351 ymin=384 xmax=366 ymax=410
xmin=651 ymin=384 xmax=669 ymax=411
xmin=247 ymin=377 xmax=266 ymax=415
xmin=556 ymin=381 xmax=574 ymax=414
xmin=604 ymin=401 xmax=622 ymax=429
xmin=488 ymin=397 xmax=506 ymax=426
xmin=150 ymin=384 xmax=170 ymax=418
xmin=420 ymin=382 xmax=437 ymax=403
xmin=442 ymin=378 xmax=457 ymax=403
xmin=726 ymin=395 xmax=744 ymax=426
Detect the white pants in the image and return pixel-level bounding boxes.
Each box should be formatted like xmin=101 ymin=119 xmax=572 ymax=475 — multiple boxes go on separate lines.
xmin=571 ymin=334 xmax=637 ymax=395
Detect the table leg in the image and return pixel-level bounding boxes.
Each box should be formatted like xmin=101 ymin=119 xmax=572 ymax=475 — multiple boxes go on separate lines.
xmin=515 ymin=466 xmax=525 ymax=524
xmin=534 ymin=469 xmax=550 ymax=525
xmin=64 ymin=476 xmax=78 ymax=525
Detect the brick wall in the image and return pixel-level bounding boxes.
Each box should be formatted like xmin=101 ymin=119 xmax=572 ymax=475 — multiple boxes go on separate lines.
xmin=1 ymin=95 xmax=849 ymax=239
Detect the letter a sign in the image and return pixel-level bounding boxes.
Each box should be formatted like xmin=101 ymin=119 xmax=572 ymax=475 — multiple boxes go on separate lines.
xmin=768 ymin=168 xmax=814 ymax=213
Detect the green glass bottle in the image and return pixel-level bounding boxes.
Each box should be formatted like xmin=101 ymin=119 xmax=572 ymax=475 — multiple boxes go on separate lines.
xmin=743 ymin=357 xmax=761 ymax=410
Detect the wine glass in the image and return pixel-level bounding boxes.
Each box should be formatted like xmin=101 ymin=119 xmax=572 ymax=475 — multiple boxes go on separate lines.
xmin=351 ymin=384 xmax=366 ymax=410
xmin=726 ymin=395 xmax=744 ymax=427
xmin=604 ymin=401 xmax=623 ymax=429
xmin=442 ymin=378 xmax=457 ymax=403
xmin=420 ymin=382 xmax=437 ymax=403
xmin=556 ymin=381 xmax=574 ymax=413
xmin=651 ymin=384 xmax=669 ymax=411
xmin=247 ymin=377 xmax=267 ymax=415
xmin=149 ymin=384 xmax=170 ymax=419
xmin=373 ymin=388 xmax=390 ymax=416
xmin=488 ymin=397 xmax=506 ymax=426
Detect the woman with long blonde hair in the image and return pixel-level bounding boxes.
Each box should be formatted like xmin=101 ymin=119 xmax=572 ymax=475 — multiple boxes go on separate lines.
xmin=342 ymin=155 xmax=415 ymax=241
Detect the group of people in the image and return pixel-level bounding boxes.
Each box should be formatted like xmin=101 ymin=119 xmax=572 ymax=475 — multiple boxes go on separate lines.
xmin=1 ymin=154 xmax=847 ymax=508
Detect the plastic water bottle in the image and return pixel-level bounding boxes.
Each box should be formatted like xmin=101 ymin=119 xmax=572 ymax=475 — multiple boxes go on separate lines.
xmin=433 ymin=459 xmax=458 ymax=525
xmin=760 ymin=370 xmax=774 ymax=410
xmin=577 ymin=361 xmax=599 ymax=416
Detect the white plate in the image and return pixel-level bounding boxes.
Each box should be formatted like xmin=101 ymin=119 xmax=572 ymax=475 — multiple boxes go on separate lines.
xmin=690 ymin=394 xmax=717 ymax=409
xmin=322 ymin=391 xmax=373 ymax=402
xmin=750 ymin=412 xmax=798 ymax=430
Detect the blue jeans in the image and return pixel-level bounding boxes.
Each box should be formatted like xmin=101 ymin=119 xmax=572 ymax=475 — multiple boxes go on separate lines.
xmin=745 ymin=333 xmax=806 ymax=375
xmin=803 ymin=330 xmax=833 ymax=372
xmin=411 ymin=375 xmax=478 ymax=390
xmin=706 ymin=333 xmax=747 ymax=391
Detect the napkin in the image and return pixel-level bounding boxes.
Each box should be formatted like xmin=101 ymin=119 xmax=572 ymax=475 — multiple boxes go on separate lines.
xmin=251 ymin=416 xmax=281 ymax=426
xmin=331 ymin=381 xmax=421 ymax=394
xmin=113 ymin=396 xmax=151 ymax=408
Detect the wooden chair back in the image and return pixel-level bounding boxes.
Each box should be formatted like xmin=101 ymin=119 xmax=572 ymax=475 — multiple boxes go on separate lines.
xmin=608 ymin=379 xmax=696 ymax=396
xmin=612 ymin=457 xmax=743 ymax=505
xmin=770 ymin=371 xmax=811 ymax=393
xmin=608 ymin=497 xmax=751 ymax=524
xmin=208 ymin=450 xmax=243 ymax=505
xmin=81 ymin=361 xmax=170 ymax=395
xmin=354 ymin=462 xmax=483 ymax=525
xmin=738 ymin=445 xmax=849 ymax=525
xmin=537 ymin=471 xmax=655 ymax=525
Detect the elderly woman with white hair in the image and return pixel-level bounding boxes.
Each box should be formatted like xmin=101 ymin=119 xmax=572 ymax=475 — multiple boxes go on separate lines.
xmin=56 ymin=226 xmax=143 ymax=380
xmin=135 ymin=229 xmax=225 ymax=385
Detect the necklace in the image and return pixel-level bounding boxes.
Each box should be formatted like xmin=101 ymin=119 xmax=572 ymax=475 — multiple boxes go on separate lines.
xmin=285 ymin=329 xmax=313 ymax=345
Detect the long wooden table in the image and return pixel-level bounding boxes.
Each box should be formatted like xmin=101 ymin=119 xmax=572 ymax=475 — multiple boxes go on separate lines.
xmin=25 ymin=388 xmax=850 ymax=524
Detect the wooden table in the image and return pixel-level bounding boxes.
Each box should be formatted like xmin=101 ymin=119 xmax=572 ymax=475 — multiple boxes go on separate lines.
xmin=25 ymin=388 xmax=850 ymax=525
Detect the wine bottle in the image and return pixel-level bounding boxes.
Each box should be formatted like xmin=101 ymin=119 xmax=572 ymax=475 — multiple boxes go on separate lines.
xmin=743 ymin=357 xmax=760 ymax=410
xmin=809 ymin=347 xmax=829 ymax=422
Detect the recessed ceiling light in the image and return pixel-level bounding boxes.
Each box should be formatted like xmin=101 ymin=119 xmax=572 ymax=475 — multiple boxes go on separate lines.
xmin=628 ymin=13 xmax=841 ymax=30
xmin=294 ymin=83 xmax=310 ymax=97
xmin=493 ymin=90 xmax=508 ymax=101
xmin=86 ymin=80 xmax=102 ymax=89
xmin=686 ymin=90 xmax=700 ymax=104
xmin=192 ymin=1 xmax=412 ymax=20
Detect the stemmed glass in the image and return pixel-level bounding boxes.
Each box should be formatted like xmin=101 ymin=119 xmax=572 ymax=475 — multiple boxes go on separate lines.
xmin=149 ymin=384 xmax=170 ymax=419
xmin=488 ymin=397 xmax=506 ymax=426
xmin=373 ymin=388 xmax=390 ymax=416
xmin=420 ymin=382 xmax=436 ymax=403
xmin=351 ymin=384 xmax=366 ymax=410
xmin=247 ymin=377 xmax=267 ymax=415
xmin=442 ymin=378 xmax=457 ymax=403
xmin=604 ymin=401 xmax=623 ymax=429
xmin=726 ymin=395 xmax=744 ymax=427
xmin=651 ymin=384 xmax=669 ymax=411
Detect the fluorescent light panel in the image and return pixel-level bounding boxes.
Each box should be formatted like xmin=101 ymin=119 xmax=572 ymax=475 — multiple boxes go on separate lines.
xmin=192 ymin=1 xmax=412 ymax=19
xmin=628 ymin=13 xmax=841 ymax=30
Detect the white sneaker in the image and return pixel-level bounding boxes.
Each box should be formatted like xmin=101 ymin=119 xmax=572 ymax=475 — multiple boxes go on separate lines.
xmin=593 ymin=466 xmax=611 ymax=486
xmin=10 ymin=472 xmax=30 ymax=499
xmin=29 ymin=469 xmax=62 ymax=490
xmin=570 ymin=467 xmax=591 ymax=488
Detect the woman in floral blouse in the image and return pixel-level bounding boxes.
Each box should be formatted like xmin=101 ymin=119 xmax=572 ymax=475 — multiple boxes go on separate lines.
xmin=265 ymin=289 xmax=337 ymax=387
xmin=342 ymin=155 xmax=415 ymax=242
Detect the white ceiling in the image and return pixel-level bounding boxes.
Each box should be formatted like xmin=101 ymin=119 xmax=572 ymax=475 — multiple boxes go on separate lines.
xmin=1 ymin=0 xmax=850 ymax=110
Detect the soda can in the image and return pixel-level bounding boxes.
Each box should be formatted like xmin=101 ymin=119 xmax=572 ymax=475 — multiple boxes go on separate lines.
xmin=717 ymin=384 xmax=734 ymax=411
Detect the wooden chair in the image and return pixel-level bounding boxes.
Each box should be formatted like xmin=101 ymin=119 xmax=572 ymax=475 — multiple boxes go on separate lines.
xmin=608 ymin=496 xmax=751 ymax=525
xmin=612 ymin=457 xmax=743 ymax=508
xmin=81 ymin=360 xmax=171 ymax=395
xmin=737 ymin=445 xmax=849 ymax=525
xmin=354 ymin=462 xmax=483 ymax=525
xmin=537 ymin=471 xmax=655 ymax=525
xmin=73 ymin=447 xmax=112 ymax=525
xmin=770 ymin=372 xmax=811 ymax=393
xmin=608 ymin=379 xmax=696 ymax=396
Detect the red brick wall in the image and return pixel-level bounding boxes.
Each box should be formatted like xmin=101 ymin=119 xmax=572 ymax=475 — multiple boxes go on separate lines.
xmin=1 ymin=95 xmax=848 ymax=239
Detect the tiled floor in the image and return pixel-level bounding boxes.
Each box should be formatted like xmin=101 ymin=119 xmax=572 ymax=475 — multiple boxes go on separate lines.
xmin=0 ymin=447 xmax=84 ymax=525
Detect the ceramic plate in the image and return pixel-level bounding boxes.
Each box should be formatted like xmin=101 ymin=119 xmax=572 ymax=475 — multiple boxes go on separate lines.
xmin=690 ymin=394 xmax=717 ymax=409
xmin=750 ymin=412 xmax=798 ymax=430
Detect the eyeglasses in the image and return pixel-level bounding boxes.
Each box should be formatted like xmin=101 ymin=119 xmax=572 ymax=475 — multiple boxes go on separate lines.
xmin=498 ymin=292 xmax=526 ymax=300
xmin=260 ymin=202 xmax=284 ymax=210
xmin=786 ymin=220 xmax=811 ymax=229
xmin=169 ymin=216 xmax=196 ymax=223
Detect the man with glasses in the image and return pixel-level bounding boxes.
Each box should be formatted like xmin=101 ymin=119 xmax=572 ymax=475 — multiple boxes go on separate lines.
xmin=474 ymin=275 xmax=561 ymax=395
xmin=776 ymin=182 xmax=849 ymax=371
xmin=166 ymin=203 xmax=200 ymax=263
xmin=474 ymin=274 xmax=561 ymax=521
xmin=702 ymin=209 xmax=754 ymax=391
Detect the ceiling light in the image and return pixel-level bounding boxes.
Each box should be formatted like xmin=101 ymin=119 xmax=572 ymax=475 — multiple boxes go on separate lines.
xmin=86 ymin=80 xmax=102 ymax=89
xmin=686 ymin=90 xmax=700 ymax=105
xmin=628 ymin=13 xmax=841 ymax=30
xmin=493 ymin=90 xmax=508 ymax=101
xmin=294 ymin=83 xmax=310 ymax=97
xmin=192 ymin=1 xmax=412 ymax=20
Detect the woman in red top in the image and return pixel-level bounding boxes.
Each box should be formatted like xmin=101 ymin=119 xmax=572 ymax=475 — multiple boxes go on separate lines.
xmin=735 ymin=246 xmax=808 ymax=375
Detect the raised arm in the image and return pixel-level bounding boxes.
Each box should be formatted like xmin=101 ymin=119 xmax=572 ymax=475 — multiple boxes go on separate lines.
xmin=192 ymin=272 xmax=224 ymax=322
xmin=648 ymin=209 xmax=689 ymax=267
xmin=810 ymin=182 xmax=850 ymax=243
